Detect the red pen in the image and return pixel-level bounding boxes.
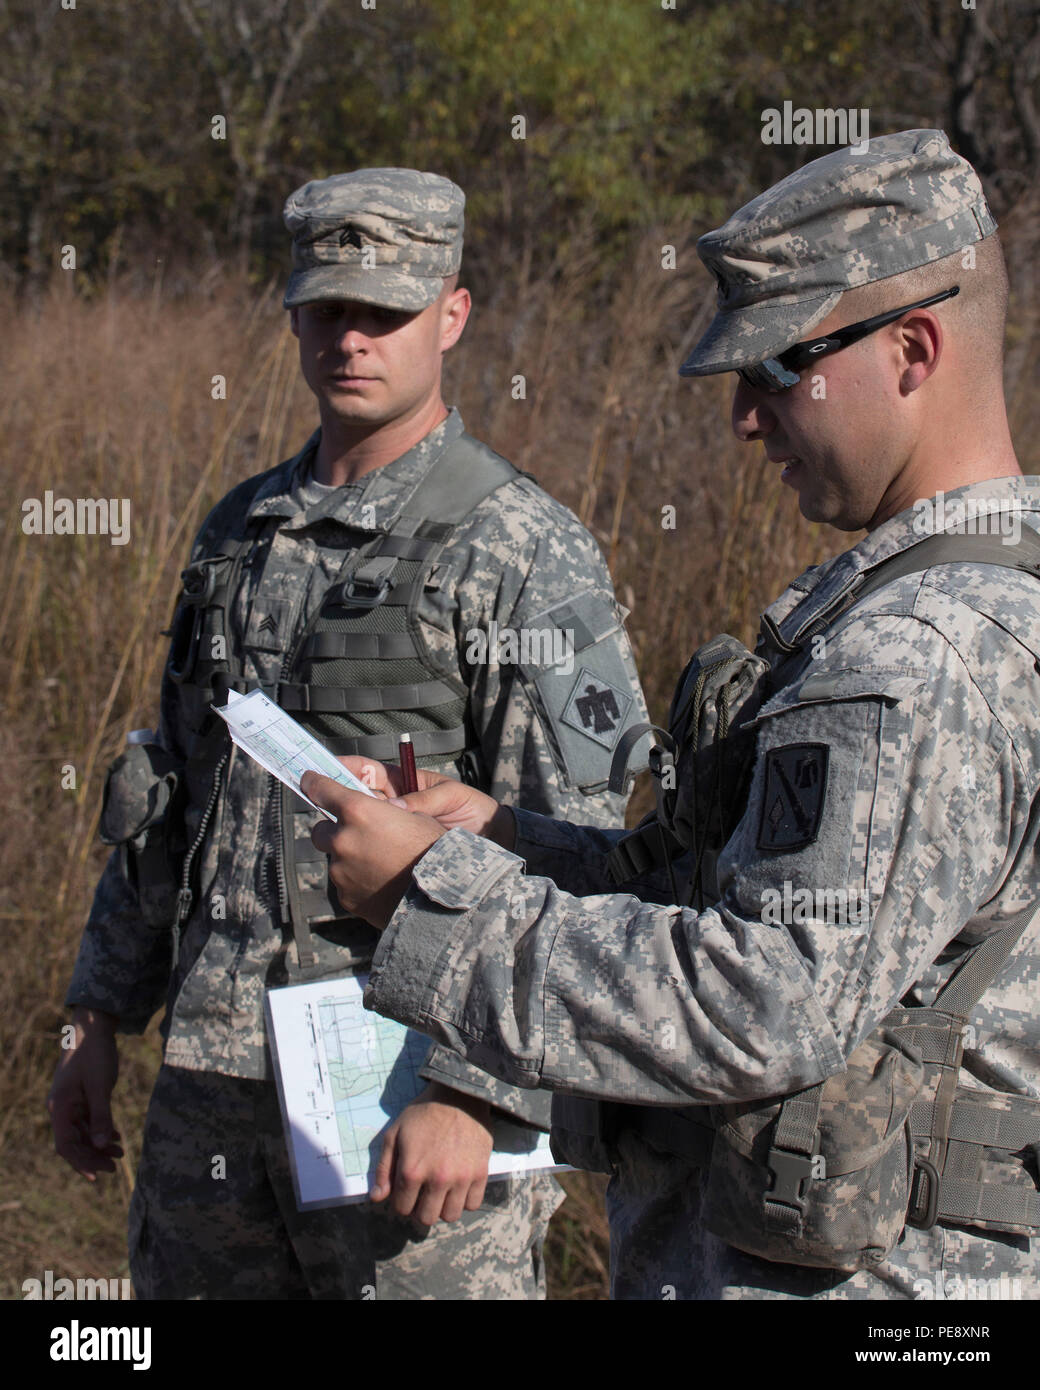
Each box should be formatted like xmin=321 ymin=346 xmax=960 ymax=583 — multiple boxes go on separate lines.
xmin=398 ymin=733 xmax=419 ymax=794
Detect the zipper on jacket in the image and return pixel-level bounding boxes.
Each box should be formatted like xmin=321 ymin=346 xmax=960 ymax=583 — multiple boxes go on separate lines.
xmin=269 ymin=769 xmax=290 ymax=926
xmin=176 ymin=748 xmax=230 ymax=925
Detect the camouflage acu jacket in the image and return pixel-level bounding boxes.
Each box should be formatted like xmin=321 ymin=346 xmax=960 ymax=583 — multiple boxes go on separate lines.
xmin=365 ymin=474 xmax=1040 ymax=1296
xmin=67 ymin=408 xmax=649 ymax=1123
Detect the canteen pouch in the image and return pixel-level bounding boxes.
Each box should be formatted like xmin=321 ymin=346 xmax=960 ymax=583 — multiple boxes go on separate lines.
xmin=702 ymin=1026 xmax=924 ymax=1271
xmin=99 ymin=741 xmax=185 ymax=929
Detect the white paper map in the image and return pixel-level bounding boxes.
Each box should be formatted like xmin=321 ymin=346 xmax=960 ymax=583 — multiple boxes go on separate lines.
xmin=213 ymin=688 xmax=376 ymax=818
xmin=266 ymin=975 xmax=563 ymax=1210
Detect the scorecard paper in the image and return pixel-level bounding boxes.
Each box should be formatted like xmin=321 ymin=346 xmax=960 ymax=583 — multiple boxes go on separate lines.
xmin=213 ymin=688 xmax=377 ymax=816
xmin=266 ymin=975 xmax=564 ymax=1209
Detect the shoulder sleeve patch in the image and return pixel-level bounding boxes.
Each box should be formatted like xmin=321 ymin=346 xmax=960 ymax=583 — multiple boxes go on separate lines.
xmin=519 ymin=590 xmax=648 ymax=793
xmin=561 ymin=668 xmax=633 ymax=749
xmin=757 ymin=742 xmax=829 ymax=852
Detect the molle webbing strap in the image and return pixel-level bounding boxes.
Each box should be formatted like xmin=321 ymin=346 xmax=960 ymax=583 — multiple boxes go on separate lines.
xmin=366 ymin=534 xmax=448 ymax=561
xmin=933 ymin=902 xmax=1039 ymax=1018
xmin=608 ymin=722 xmax=671 ymax=795
xmin=171 ymin=436 xmax=523 ymax=968
xmin=922 ymin=902 xmax=1040 ymax=1231
xmin=764 ymin=1087 xmax=823 ymax=1236
xmin=321 ymin=727 xmax=469 ymax=760
xmin=850 ymin=529 xmax=1040 ymax=609
xmin=773 ymin=529 xmax=1040 ymax=663
xmin=605 ymin=724 xmax=677 ymax=883
xmin=277 ymin=677 xmax=458 ymax=714
xmin=298 ymin=632 xmax=420 ymax=661
xmin=937 ymin=1089 xmax=1040 ymax=1229
xmin=394 ymin=434 xmax=518 ymax=525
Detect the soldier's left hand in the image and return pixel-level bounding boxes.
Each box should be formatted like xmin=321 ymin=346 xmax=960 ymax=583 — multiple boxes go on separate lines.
xmin=369 ymin=1082 xmax=494 ymax=1224
xmin=303 ymin=771 xmax=446 ymax=930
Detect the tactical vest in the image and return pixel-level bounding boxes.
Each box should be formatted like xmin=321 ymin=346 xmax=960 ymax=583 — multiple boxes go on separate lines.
xmin=553 ymin=529 xmax=1040 ymax=1268
xmin=166 ymin=430 xmax=520 ymax=971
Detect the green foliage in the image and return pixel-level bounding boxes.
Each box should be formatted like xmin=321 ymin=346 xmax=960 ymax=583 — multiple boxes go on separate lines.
xmin=1 ymin=0 xmax=1036 ymax=297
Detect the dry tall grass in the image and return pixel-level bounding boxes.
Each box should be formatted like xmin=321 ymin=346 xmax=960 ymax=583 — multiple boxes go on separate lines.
xmin=2 ymin=230 xmax=1036 ymax=1300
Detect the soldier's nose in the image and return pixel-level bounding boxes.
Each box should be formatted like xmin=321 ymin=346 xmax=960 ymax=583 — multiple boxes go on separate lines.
xmin=732 ymin=379 xmax=776 ymax=442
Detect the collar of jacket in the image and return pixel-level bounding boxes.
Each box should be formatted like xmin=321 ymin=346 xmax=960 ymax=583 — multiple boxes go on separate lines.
xmin=762 ymin=474 xmax=1040 ymax=648
xmin=242 ymin=406 xmax=467 ymax=532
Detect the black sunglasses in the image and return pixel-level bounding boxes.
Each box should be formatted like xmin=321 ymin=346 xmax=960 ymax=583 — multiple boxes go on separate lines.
xmin=737 ymin=286 xmax=960 ymax=392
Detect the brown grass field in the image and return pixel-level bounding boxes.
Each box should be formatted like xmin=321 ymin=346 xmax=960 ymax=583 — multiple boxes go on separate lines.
xmin=1 ymin=231 xmax=1036 ymax=1300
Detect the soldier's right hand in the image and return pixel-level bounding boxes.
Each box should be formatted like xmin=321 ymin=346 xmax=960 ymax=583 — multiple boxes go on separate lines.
xmin=335 ymin=756 xmax=515 ymax=848
xmin=47 ymin=1009 xmax=124 ymax=1181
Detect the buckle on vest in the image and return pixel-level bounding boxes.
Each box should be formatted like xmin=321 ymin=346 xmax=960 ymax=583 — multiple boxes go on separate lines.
xmin=180 ymin=556 xmax=228 ymax=606
xmin=766 ymin=1147 xmax=813 ymax=1212
xmin=333 ymin=555 xmax=397 ymax=610
xmin=337 ymin=573 xmax=391 ymax=609
xmin=907 ymin=1157 xmax=940 ymax=1229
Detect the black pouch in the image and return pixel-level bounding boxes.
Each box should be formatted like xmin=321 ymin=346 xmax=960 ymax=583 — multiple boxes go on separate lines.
xmin=549 ymin=1094 xmax=618 ymax=1175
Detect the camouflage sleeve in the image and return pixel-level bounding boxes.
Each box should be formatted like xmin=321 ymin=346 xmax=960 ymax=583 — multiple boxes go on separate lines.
xmin=64 ymin=850 xmax=175 ymax=1031
xmin=417 ymin=476 xmax=652 ymax=1122
xmin=63 ymin=534 xmax=203 ymax=1031
xmin=452 ymin=476 xmax=650 ymax=824
xmin=369 ymin=612 xmax=1013 ymax=1105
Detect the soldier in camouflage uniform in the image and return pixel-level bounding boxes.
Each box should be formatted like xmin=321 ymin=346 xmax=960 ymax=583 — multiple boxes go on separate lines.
xmin=306 ymin=132 xmax=1040 ymax=1299
xmin=48 ymin=169 xmax=650 ymax=1299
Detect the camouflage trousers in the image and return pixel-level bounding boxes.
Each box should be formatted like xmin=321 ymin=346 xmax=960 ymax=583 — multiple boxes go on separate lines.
xmin=606 ymin=1129 xmax=1039 ymax=1301
xmin=128 ymin=1063 xmax=563 ymax=1300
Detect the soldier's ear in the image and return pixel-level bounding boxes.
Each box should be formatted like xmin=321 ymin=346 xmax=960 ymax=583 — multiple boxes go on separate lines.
xmin=440 ymin=287 xmax=471 ymax=352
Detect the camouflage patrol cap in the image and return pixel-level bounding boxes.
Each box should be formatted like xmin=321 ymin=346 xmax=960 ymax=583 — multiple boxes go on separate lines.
xmin=680 ymin=129 xmax=996 ymax=377
xmin=282 ymin=168 xmax=464 ymax=312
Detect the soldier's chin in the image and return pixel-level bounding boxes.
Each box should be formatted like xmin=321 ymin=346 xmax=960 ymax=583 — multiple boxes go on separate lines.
xmin=799 ymin=493 xmax=866 ymax=533
xmin=795 ymin=490 xmax=819 ymax=522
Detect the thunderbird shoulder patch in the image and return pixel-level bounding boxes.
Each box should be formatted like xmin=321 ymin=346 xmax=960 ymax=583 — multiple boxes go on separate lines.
xmin=561 ymin=667 xmax=632 ymax=750
xmin=757 ymin=742 xmax=829 ymax=852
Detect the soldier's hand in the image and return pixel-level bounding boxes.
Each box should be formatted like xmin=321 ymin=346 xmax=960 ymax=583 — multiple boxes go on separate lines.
xmin=333 ymin=755 xmax=456 ymax=800
xmin=47 ymin=1009 xmax=124 ymax=1181
xmin=303 ymin=771 xmax=447 ymax=929
xmin=333 ymin=756 xmax=516 ymax=848
xmin=369 ymin=1082 xmax=494 ymax=1225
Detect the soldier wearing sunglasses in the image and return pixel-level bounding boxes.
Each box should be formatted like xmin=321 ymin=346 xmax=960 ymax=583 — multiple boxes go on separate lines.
xmin=304 ymin=130 xmax=1040 ymax=1303
xmin=734 ymin=286 xmax=960 ymax=393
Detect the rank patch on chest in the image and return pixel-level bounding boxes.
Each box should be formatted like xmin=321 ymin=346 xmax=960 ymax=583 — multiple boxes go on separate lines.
xmin=245 ymin=597 xmax=291 ymax=652
xmin=757 ymin=742 xmax=829 ymax=852
xmin=561 ymin=668 xmax=632 ymax=749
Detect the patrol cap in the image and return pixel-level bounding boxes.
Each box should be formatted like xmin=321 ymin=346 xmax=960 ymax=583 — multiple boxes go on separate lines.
xmin=282 ymin=168 xmax=464 ymax=312
xmin=679 ymin=129 xmax=996 ymax=377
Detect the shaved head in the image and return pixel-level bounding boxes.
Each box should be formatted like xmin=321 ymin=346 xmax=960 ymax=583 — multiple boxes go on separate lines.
xmin=836 ymin=234 xmax=1009 ymax=381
